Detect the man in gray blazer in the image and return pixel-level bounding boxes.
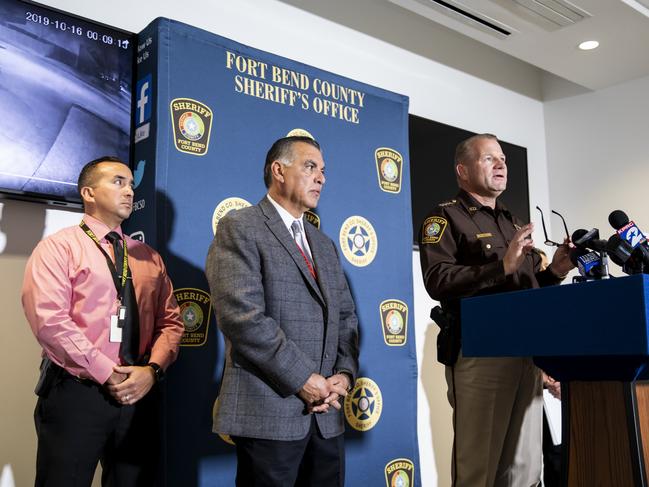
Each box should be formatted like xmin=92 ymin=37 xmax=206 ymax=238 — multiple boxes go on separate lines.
xmin=205 ymin=135 xmax=360 ymax=486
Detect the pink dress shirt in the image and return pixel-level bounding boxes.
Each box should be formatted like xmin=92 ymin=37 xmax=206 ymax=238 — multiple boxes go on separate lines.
xmin=22 ymin=214 xmax=184 ymax=384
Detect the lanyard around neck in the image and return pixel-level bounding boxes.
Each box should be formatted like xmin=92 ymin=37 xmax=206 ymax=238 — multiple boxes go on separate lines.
xmin=79 ymin=221 xmax=129 ymax=293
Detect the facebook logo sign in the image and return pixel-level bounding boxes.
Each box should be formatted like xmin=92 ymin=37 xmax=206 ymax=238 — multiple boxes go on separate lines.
xmin=136 ymin=74 xmax=152 ymax=125
xmin=135 ymin=74 xmax=152 ymax=143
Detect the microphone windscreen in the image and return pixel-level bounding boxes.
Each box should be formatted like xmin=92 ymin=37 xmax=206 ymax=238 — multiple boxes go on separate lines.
xmin=571 ymin=228 xmax=588 ymax=243
xmin=572 ymin=228 xmax=600 ymax=247
xmin=609 ymin=210 xmax=629 ymax=230
xmin=607 ymin=234 xmax=633 ymax=266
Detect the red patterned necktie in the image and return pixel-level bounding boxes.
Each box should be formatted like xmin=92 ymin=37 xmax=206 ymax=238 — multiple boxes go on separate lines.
xmin=291 ymin=220 xmax=316 ymax=279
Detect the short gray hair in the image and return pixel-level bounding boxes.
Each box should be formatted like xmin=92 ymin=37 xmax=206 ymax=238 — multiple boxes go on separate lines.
xmin=454 ymin=133 xmax=498 ymax=166
xmin=263 ymin=136 xmax=321 ymax=188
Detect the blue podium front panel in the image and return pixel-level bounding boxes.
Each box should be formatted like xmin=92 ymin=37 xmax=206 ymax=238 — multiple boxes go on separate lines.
xmin=462 ymin=274 xmax=649 ymax=357
xmin=462 ymin=275 xmax=649 ymax=380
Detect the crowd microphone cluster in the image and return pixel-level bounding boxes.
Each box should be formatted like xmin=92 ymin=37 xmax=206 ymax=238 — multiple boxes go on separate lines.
xmin=608 ymin=210 xmax=649 ymax=273
xmin=568 ymin=210 xmax=649 ymax=282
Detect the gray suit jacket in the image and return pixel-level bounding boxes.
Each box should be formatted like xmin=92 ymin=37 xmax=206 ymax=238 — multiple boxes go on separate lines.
xmin=206 ymin=196 xmax=359 ymax=440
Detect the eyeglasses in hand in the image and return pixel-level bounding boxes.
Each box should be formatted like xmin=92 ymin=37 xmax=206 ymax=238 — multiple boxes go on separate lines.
xmin=535 ymin=206 xmax=570 ymax=247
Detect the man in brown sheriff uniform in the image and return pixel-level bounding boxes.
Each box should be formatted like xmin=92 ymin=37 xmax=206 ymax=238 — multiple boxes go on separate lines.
xmin=419 ymin=133 xmax=574 ymax=487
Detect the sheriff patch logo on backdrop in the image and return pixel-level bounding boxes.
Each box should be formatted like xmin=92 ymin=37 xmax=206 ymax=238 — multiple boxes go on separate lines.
xmin=385 ymin=458 xmax=415 ymax=487
xmin=174 ymin=288 xmax=212 ymax=347
xmin=380 ymin=299 xmax=408 ymax=346
xmin=375 ymin=148 xmax=403 ymax=194
xmin=212 ymin=197 xmax=252 ymax=235
xmin=344 ymin=377 xmax=383 ymax=431
xmin=304 ymin=210 xmax=320 ymax=229
xmin=339 ymin=216 xmax=378 ymax=267
xmin=170 ymin=97 xmax=213 ymax=156
xmin=286 ymin=127 xmax=315 ymax=139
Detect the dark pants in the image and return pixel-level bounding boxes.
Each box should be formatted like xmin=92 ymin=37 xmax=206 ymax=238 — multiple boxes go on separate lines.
xmin=232 ymin=417 xmax=345 ymax=487
xmin=34 ymin=374 xmax=159 ymax=487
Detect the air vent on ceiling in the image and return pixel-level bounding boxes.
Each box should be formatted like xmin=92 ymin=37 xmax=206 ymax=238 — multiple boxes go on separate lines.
xmin=422 ymin=0 xmax=514 ymax=39
xmin=513 ymin=0 xmax=591 ymax=27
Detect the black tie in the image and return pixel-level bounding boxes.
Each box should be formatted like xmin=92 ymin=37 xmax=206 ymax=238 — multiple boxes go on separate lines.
xmin=106 ymin=232 xmax=140 ymax=365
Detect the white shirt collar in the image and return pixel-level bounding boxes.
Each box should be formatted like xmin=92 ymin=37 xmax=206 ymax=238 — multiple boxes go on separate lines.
xmin=266 ymin=194 xmax=313 ymax=259
xmin=266 ymin=194 xmax=303 ymax=234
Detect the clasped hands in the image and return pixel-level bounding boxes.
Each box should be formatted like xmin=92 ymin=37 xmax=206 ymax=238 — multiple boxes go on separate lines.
xmin=104 ymin=365 xmax=156 ymax=406
xmin=298 ymin=373 xmax=350 ymax=414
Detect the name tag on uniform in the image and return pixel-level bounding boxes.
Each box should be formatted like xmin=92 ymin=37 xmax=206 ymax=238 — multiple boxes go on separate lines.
xmin=476 ymin=233 xmax=493 ymax=239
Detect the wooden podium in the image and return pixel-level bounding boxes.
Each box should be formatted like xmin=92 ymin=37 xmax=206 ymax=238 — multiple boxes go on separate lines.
xmin=462 ymin=274 xmax=649 ymax=487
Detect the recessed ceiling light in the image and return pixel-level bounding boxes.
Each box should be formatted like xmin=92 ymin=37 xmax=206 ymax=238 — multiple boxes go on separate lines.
xmin=578 ymin=40 xmax=599 ymax=50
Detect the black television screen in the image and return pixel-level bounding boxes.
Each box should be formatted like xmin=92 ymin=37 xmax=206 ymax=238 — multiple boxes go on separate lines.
xmin=409 ymin=115 xmax=530 ymax=246
xmin=0 ymin=0 xmax=135 ymax=206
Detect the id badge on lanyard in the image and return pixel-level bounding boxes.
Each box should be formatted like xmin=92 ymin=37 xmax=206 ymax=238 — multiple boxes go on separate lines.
xmin=110 ymin=305 xmax=128 ymax=343
xmin=79 ymin=221 xmax=129 ymax=343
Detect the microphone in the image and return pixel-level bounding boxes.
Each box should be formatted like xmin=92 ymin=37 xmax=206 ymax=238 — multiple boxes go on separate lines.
xmin=571 ymin=228 xmax=588 ymax=244
xmin=569 ymin=248 xmax=603 ymax=281
xmin=606 ymin=234 xmax=633 ymax=268
xmin=608 ymin=210 xmax=649 ymax=272
xmin=571 ymin=228 xmax=608 ymax=252
xmin=609 ymin=210 xmax=629 ymax=230
xmin=570 ymin=228 xmax=610 ymax=279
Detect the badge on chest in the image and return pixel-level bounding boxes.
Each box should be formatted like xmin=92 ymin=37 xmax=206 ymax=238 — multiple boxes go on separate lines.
xmin=109 ymin=305 xmax=127 ymax=343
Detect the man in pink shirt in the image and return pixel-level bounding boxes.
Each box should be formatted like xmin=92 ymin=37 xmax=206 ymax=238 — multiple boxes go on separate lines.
xmin=22 ymin=157 xmax=184 ymax=487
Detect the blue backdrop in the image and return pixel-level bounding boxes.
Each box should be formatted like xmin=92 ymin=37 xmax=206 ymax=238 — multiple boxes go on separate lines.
xmin=126 ymin=18 xmax=420 ymax=486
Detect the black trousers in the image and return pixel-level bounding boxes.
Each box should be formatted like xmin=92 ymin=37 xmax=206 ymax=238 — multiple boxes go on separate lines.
xmin=34 ymin=374 xmax=160 ymax=487
xmin=232 ymin=417 xmax=345 ymax=487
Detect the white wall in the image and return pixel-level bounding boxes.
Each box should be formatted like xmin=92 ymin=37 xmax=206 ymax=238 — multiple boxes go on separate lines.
xmin=0 ymin=1 xmax=551 ymax=485
xmin=0 ymin=201 xmax=82 ymax=483
xmin=544 ymin=74 xmax=649 ymax=239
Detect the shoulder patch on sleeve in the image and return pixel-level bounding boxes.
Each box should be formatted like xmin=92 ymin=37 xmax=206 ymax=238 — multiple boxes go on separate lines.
xmin=421 ymin=216 xmax=448 ymax=244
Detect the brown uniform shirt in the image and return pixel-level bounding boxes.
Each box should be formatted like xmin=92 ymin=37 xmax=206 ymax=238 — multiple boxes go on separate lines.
xmin=419 ymin=190 xmax=561 ymax=318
